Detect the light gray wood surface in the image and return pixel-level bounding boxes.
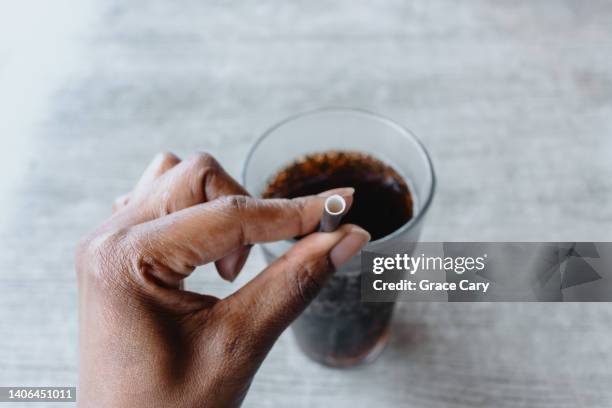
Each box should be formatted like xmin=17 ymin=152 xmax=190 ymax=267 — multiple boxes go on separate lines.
xmin=1 ymin=1 xmax=612 ymax=406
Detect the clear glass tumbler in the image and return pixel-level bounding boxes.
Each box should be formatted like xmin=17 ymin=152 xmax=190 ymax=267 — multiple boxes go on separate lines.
xmin=242 ymin=108 xmax=435 ymax=367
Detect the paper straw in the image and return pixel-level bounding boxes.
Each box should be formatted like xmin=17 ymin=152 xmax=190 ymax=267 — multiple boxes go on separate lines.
xmin=319 ymin=194 xmax=347 ymax=232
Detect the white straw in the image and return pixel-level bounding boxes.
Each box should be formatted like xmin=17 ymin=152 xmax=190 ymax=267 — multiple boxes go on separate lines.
xmin=320 ymin=194 xmax=346 ymax=232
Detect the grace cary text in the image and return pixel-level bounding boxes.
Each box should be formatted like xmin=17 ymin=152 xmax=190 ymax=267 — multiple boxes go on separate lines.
xmin=372 ymin=279 xmax=490 ymax=293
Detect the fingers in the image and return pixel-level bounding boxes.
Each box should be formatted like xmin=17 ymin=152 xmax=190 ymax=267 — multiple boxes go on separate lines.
xmin=114 ymin=152 xmax=248 ymax=220
xmin=113 ymin=152 xmax=253 ymax=278
xmin=149 ymin=153 xmax=250 ymax=279
xmin=129 ymin=188 xmax=355 ymax=281
xmin=214 ymin=187 xmax=353 ymax=282
xmin=111 ymin=152 xmax=180 ymax=213
xmin=132 ymin=152 xmax=181 ymax=200
xmin=153 ymin=152 xmax=249 ymax=213
xmin=226 ymin=224 xmax=370 ymax=343
xmin=214 ymin=245 xmax=252 ymax=282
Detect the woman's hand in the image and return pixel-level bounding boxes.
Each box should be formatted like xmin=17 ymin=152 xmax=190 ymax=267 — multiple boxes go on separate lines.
xmin=76 ymin=152 xmax=369 ymax=407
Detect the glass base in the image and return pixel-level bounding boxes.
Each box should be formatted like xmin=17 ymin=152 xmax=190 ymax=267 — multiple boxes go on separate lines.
xmin=293 ymin=324 xmax=391 ymax=368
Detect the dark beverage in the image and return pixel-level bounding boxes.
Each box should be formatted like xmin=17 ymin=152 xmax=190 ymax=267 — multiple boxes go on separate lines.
xmin=262 ymin=151 xmax=413 ymax=241
xmin=261 ymin=151 xmax=413 ymax=366
xmin=290 ymin=274 xmax=394 ymax=366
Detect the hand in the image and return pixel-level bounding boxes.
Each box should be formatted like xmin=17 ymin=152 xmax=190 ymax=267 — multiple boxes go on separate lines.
xmin=76 ymin=152 xmax=370 ymax=407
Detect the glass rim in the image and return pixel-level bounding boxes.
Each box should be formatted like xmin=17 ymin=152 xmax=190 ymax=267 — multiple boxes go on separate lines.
xmin=242 ymin=107 xmax=436 ymax=246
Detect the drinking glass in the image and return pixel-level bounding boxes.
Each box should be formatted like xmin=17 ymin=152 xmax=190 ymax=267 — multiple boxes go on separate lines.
xmin=242 ymin=108 xmax=435 ymax=367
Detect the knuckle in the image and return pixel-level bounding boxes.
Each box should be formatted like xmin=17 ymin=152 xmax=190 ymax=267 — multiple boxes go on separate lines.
xmin=185 ymin=153 xmax=222 ymax=201
xmin=218 ymin=195 xmax=253 ymax=243
xmin=76 ymin=228 xmax=158 ymax=309
xmin=290 ymin=197 xmax=309 ymax=235
xmin=156 ymin=151 xmax=180 ymax=166
xmin=221 ymin=195 xmax=251 ymax=212
xmin=188 ymin=151 xmax=219 ymax=171
xmin=75 ymin=227 xmax=132 ymax=284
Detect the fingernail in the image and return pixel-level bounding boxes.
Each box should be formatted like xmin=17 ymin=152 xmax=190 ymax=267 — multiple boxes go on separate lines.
xmin=330 ymin=226 xmax=371 ymax=268
xmin=231 ymin=248 xmax=252 ymax=281
xmin=219 ymin=246 xmax=252 ymax=282
xmin=318 ymin=187 xmax=354 ymax=198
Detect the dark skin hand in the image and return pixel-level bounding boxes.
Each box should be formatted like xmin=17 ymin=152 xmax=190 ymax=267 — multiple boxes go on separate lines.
xmin=76 ymin=152 xmax=370 ymax=407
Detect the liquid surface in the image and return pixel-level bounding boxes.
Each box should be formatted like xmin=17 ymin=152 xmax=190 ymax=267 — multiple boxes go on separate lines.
xmin=262 ymin=151 xmax=413 ymax=240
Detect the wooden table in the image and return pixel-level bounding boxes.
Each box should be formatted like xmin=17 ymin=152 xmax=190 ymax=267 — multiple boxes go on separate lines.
xmin=1 ymin=1 xmax=611 ymax=406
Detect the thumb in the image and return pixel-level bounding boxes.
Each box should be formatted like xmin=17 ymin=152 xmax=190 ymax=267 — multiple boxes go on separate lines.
xmin=227 ymin=224 xmax=370 ymax=343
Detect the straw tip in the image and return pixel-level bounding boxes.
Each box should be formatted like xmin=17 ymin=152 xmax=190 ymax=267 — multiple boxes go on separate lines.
xmin=324 ymin=194 xmax=346 ymax=215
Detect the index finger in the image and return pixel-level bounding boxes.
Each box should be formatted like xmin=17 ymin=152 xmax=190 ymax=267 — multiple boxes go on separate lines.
xmin=129 ymin=188 xmax=355 ymax=280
